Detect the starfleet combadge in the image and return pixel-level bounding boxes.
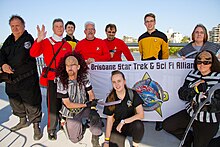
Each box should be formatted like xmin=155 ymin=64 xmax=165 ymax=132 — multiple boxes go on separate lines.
xmin=127 ymin=100 xmax=132 ymax=107
xmin=62 ymin=48 xmax=66 ymax=50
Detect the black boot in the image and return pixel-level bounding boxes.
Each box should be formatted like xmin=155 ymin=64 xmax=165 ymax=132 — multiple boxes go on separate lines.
xmin=48 ymin=131 xmax=57 ymax=140
xmin=91 ymin=135 xmax=101 ymax=147
xmin=10 ymin=117 xmax=29 ymax=131
xmin=155 ymin=121 xmax=163 ymax=131
xmin=33 ymin=123 xmax=43 ymax=140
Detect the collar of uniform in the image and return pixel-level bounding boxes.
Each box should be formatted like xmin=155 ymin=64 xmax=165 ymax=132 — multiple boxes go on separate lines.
xmin=52 ymin=34 xmax=63 ymax=42
xmin=68 ymin=79 xmax=77 ymax=84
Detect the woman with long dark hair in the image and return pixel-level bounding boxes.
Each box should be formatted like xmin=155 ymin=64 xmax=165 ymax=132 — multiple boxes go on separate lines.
xmin=103 ymin=70 xmax=144 ymax=147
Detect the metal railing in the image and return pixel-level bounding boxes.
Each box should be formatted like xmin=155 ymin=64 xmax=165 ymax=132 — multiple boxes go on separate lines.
xmin=126 ymin=42 xmax=188 ymax=47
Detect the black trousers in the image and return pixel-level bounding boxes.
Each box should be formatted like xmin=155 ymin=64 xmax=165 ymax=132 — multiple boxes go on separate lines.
xmin=110 ymin=120 xmax=144 ymax=147
xmin=163 ymin=109 xmax=219 ymax=147
xmin=208 ymin=136 xmax=220 ymax=147
xmin=6 ymin=73 xmax=42 ymax=123
xmin=47 ymin=80 xmax=62 ymax=133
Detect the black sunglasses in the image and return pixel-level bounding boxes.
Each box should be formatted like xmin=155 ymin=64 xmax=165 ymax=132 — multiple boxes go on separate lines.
xmin=107 ymin=31 xmax=116 ymax=34
xmin=197 ymin=60 xmax=212 ymax=65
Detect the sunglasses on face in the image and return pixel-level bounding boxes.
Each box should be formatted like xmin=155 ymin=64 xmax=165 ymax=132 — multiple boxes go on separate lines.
xmin=107 ymin=31 xmax=116 ymax=34
xmin=197 ymin=60 xmax=212 ymax=65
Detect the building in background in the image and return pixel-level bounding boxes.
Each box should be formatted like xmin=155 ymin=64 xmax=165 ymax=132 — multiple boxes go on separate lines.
xmin=209 ymin=24 xmax=220 ymax=43
xmin=166 ymin=28 xmax=184 ymax=43
xmin=170 ymin=32 xmax=183 ymax=43
xmin=123 ymin=36 xmax=137 ymax=43
xmin=166 ymin=28 xmax=174 ymax=40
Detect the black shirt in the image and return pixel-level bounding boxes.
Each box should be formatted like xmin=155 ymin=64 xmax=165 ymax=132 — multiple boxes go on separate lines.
xmin=0 ymin=30 xmax=36 ymax=78
xmin=103 ymin=88 xmax=144 ymax=127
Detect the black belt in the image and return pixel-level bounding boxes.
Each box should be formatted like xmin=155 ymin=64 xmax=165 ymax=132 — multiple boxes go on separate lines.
xmin=47 ymin=67 xmax=56 ymax=72
xmin=11 ymin=69 xmax=36 ymax=84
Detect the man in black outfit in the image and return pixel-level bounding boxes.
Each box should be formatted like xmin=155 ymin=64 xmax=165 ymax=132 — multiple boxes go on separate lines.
xmin=0 ymin=15 xmax=42 ymax=140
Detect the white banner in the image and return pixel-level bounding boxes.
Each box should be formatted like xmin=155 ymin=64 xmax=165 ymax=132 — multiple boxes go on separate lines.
xmin=89 ymin=59 xmax=194 ymax=121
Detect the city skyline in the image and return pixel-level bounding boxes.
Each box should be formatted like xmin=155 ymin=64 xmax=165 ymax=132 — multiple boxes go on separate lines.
xmin=0 ymin=0 xmax=220 ymax=43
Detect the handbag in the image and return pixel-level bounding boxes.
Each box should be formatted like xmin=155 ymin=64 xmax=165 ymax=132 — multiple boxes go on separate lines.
xmin=0 ymin=72 xmax=12 ymax=83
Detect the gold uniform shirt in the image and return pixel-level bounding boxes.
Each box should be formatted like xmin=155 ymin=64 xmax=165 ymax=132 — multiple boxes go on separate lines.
xmin=138 ymin=29 xmax=169 ymax=60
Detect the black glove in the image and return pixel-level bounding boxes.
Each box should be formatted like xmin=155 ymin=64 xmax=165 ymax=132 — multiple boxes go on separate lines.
xmin=197 ymin=82 xmax=207 ymax=92
xmin=86 ymin=99 xmax=98 ymax=108
xmin=89 ymin=109 xmax=100 ymax=125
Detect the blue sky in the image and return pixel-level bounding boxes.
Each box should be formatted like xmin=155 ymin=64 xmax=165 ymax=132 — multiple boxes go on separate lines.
xmin=0 ymin=0 xmax=220 ymax=43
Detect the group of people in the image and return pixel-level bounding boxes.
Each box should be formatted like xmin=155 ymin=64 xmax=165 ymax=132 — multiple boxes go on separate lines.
xmin=0 ymin=12 xmax=220 ymax=147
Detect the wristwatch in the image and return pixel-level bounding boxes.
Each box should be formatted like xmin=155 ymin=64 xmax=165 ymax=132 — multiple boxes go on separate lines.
xmin=120 ymin=119 xmax=126 ymax=124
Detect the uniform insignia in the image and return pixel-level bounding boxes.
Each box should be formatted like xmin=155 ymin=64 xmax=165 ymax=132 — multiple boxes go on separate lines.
xmin=127 ymin=100 xmax=132 ymax=107
xmin=62 ymin=48 xmax=66 ymax=50
xmin=97 ymin=47 xmax=100 ymax=51
xmin=24 ymin=41 xmax=31 ymax=49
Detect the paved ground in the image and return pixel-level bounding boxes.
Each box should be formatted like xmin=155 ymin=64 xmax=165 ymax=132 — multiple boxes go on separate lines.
xmin=0 ymin=82 xmax=218 ymax=147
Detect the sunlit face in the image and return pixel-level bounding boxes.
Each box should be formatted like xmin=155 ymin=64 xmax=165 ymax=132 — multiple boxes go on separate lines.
xmin=144 ymin=16 xmax=156 ymax=32
xmin=194 ymin=27 xmax=205 ymax=43
xmin=106 ymin=27 xmax=116 ymax=41
xmin=65 ymin=56 xmax=80 ymax=79
xmin=111 ymin=74 xmax=126 ymax=93
xmin=84 ymin=24 xmax=96 ymax=40
xmin=66 ymin=24 xmax=75 ymax=36
xmin=196 ymin=51 xmax=212 ymax=75
xmin=53 ymin=22 xmax=64 ymax=36
xmin=10 ymin=18 xmax=25 ymax=40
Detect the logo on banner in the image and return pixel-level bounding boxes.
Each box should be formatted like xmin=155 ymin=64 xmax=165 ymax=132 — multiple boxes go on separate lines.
xmin=133 ymin=72 xmax=169 ymax=117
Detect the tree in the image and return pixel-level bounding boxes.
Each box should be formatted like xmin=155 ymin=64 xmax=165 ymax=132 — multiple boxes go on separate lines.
xmin=181 ymin=36 xmax=190 ymax=43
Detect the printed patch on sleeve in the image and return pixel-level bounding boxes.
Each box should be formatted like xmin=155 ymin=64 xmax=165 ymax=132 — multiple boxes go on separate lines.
xmin=24 ymin=41 xmax=31 ymax=49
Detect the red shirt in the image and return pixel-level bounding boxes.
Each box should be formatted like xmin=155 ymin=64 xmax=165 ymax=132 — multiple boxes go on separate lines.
xmin=103 ymin=38 xmax=134 ymax=61
xmin=30 ymin=38 xmax=72 ymax=86
xmin=75 ymin=38 xmax=110 ymax=61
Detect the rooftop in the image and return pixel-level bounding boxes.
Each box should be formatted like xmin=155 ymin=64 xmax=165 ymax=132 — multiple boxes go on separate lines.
xmin=0 ymin=83 xmax=219 ymax=147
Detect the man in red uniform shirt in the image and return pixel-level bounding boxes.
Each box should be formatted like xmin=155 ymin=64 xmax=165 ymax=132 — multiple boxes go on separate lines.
xmin=75 ymin=21 xmax=111 ymax=64
xmin=30 ymin=18 xmax=72 ymax=140
xmin=103 ymin=24 xmax=134 ymax=61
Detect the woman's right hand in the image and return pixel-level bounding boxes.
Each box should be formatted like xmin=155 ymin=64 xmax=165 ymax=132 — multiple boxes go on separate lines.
xmin=36 ymin=25 xmax=47 ymax=42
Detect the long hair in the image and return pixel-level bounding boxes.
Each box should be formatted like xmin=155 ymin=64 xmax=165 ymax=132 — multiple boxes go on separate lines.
xmin=107 ymin=70 xmax=127 ymax=111
xmin=191 ymin=24 xmax=208 ymax=43
xmin=193 ymin=50 xmax=220 ymax=72
xmin=56 ymin=51 xmax=89 ymax=89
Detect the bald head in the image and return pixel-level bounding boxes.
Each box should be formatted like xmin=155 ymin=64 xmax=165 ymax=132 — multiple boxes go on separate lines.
xmin=65 ymin=56 xmax=79 ymax=65
xmin=65 ymin=56 xmax=80 ymax=80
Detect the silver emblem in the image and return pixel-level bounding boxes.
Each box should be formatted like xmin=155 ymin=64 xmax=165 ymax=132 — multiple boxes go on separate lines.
xmin=24 ymin=41 xmax=31 ymax=49
xmin=127 ymin=100 xmax=132 ymax=107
